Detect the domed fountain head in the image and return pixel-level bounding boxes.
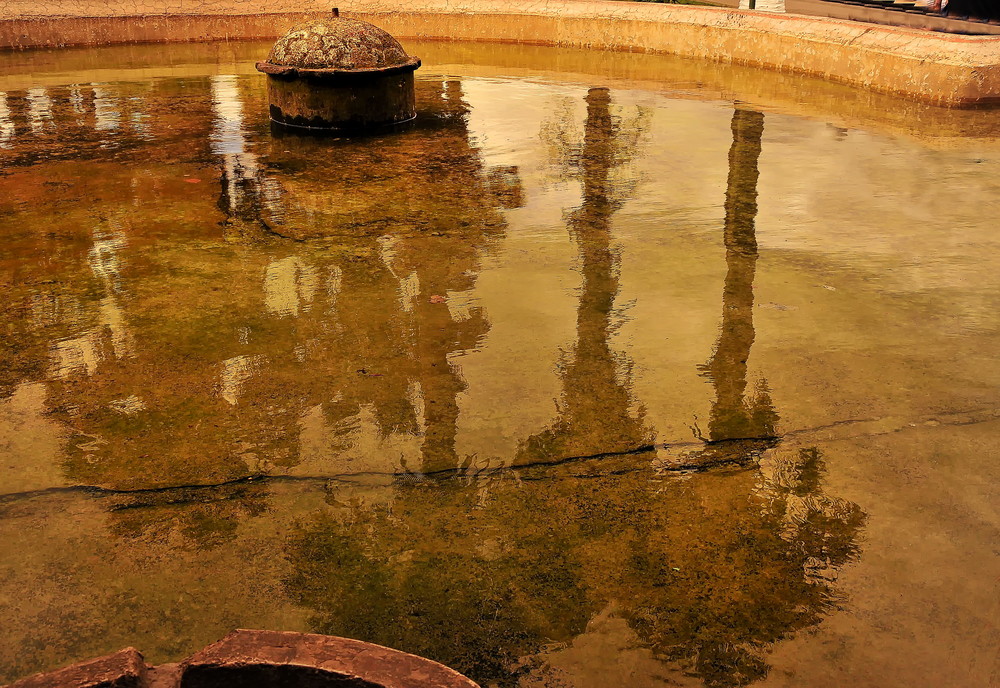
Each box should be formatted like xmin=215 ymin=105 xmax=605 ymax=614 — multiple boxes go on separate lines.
xmin=256 ymin=15 xmax=421 ymax=132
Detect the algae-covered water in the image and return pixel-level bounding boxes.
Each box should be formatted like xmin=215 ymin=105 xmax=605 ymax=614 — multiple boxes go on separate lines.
xmin=1 ymin=40 xmax=998 ymax=688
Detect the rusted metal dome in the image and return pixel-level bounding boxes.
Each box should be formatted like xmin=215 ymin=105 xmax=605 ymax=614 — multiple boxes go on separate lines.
xmin=255 ymin=13 xmax=421 ymax=131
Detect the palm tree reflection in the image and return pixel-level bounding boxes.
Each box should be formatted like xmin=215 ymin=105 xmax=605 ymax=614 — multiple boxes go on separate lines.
xmin=669 ymin=108 xmax=779 ymax=472
xmin=283 ymin=96 xmax=865 ymax=688
xmin=517 ymin=87 xmax=654 ymax=466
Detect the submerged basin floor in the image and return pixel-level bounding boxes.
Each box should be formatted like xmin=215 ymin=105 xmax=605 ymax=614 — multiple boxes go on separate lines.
xmin=0 ymin=40 xmax=998 ymax=688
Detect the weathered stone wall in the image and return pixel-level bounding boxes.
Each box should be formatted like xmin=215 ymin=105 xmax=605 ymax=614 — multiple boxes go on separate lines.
xmin=0 ymin=0 xmax=998 ymax=105
xmin=0 ymin=0 xmax=326 ymax=18
xmin=342 ymin=1 xmax=1000 ymax=105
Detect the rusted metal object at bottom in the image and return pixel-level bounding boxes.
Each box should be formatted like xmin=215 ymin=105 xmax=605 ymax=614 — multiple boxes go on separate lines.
xmin=4 ymin=630 xmax=480 ymax=688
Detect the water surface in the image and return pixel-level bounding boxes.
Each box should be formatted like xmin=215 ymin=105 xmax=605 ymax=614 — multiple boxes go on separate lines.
xmin=1 ymin=40 xmax=998 ymax=688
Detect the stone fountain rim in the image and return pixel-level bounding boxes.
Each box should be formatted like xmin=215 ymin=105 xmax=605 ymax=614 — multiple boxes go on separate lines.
xmin=4 ymin=629 xmax=481 ymax=688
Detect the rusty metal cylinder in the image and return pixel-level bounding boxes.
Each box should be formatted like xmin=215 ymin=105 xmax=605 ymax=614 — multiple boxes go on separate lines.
xmin=255 ymin=16 xmax=421 ymax=132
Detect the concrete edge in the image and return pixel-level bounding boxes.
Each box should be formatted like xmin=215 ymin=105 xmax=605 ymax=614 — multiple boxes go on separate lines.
xmin=181 ymin=629 xmax=480 ymax=688
xmin=0 ymin=0 xmax=999 ymax=105
xmin=336 ymin=0 xmax=1000 ymax=105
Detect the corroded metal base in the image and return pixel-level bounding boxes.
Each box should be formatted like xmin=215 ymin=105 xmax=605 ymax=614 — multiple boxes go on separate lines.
xmin=269 ymin=109 xmax=417 ymax=133
xmin=262 ymin=66 xmax=419 ymax=132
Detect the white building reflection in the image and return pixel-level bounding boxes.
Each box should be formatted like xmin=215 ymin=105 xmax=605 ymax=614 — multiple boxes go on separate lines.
xmin=210 ymin=74 xmax=282 ymax=222
xmin=0 ymin=82 xmax=156 ymax=149
xmin=0 ymin=92 xmax=13 ymax=147
xmin=26 ymin=87 xmax=53 ymax=135
xmin=91 ymin=83 xmax=120 ymax=132
xmin=263 ymin=256 xmax=320 ymax=317
xmin=49 ymin=217 xmax=136 ymax=379
xmin=220 ymin=354 xmax=267 ymax=406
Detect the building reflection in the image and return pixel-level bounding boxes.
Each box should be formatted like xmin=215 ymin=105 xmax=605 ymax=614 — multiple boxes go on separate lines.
xmin=0 ymin=74 xmax=522 ymax=545
xmin=210 ymin=74 xmax=282 ymax=235
xmin=227 ymin=77 xmax=520 ymax=477
xmin=0 ymin=91 xmax=14 ymax=146
xmin=0 ymin=82 xmax=159 ymax=166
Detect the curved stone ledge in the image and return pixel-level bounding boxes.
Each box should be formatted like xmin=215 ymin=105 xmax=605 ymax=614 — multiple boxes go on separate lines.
xmin=340 ymin=0 xmax=1000 ymax=106
xmin=0 ymin=0 xmax=998 ymax=105
xmin=3 ymin=631 xmax=480 ymax=688
xmin=181 ymin=630 xmax=479 ymax=688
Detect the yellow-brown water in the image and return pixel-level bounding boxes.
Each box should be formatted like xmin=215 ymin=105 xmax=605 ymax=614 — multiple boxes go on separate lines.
xmin=1 ymin=41 xmax=998 ymax=688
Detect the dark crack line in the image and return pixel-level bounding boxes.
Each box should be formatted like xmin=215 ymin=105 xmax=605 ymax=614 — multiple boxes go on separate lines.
xmin=4 ymin=407 xmax=999 ymax=509
xmin=780 ymin=406 xmax=1000 ymax=443
xmin=0 ymin=444 xmax=661 ymax=507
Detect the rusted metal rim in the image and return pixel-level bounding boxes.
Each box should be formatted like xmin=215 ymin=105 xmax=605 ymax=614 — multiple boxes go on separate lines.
xmin=255 ymin=57 xmax=421 ymax=82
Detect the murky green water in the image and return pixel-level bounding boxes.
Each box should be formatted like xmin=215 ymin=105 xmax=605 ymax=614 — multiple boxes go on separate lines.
xmin=1 ymin=41 xmax=999 ymax=688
